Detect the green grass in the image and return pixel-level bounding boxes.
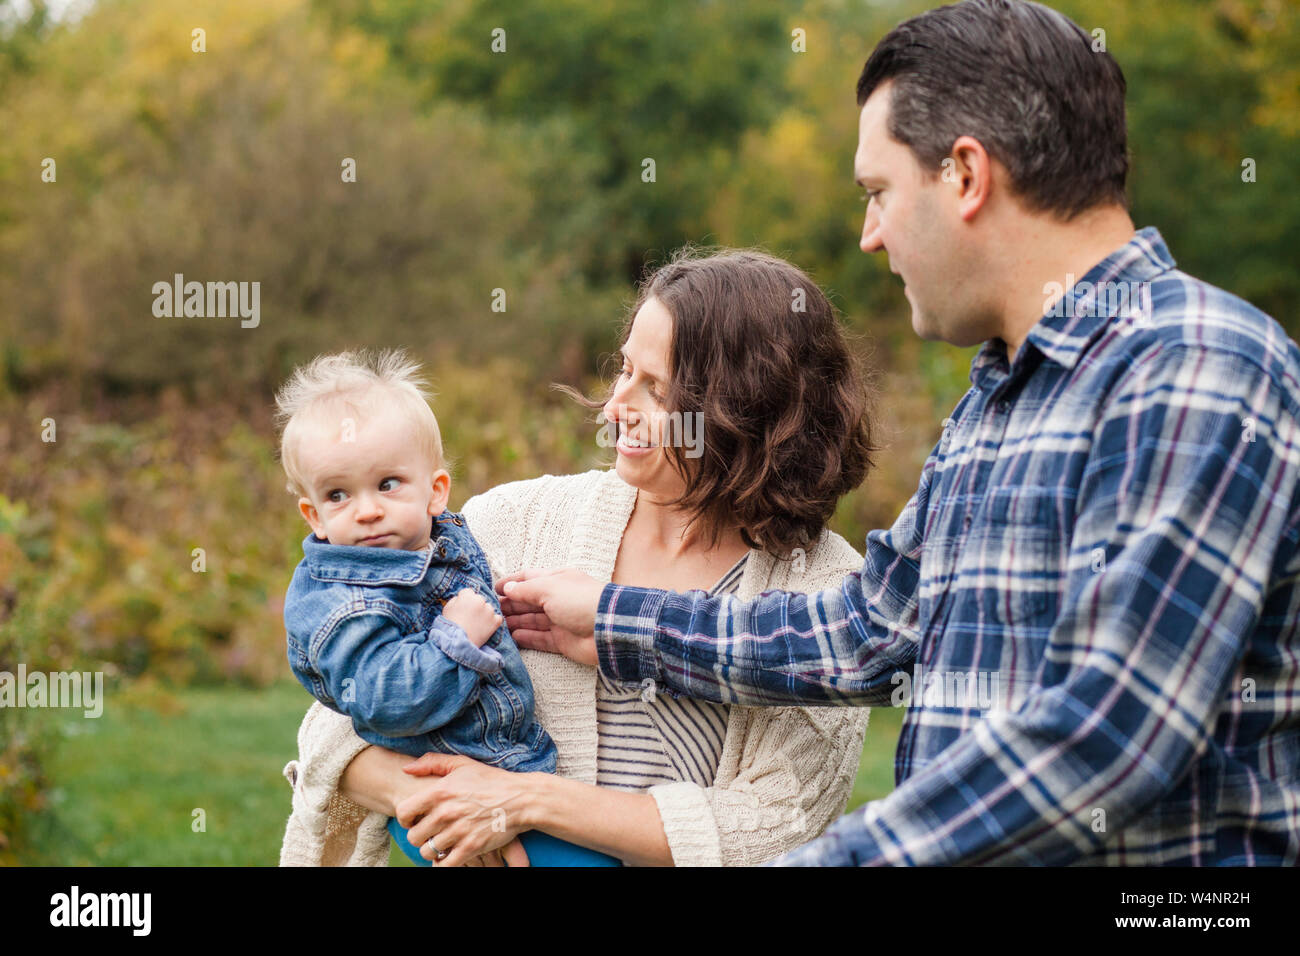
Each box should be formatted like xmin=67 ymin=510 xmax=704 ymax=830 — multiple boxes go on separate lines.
xmin=22 ymin=682 xmax=902 ymax=866
xmin=849 ymin=704 xmax=903 ymax=810
xmin=26 ymin=680 xmax=317 ymax=866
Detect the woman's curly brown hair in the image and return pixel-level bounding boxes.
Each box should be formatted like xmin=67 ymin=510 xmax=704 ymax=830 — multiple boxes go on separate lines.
xmin=560 ymin=247 xmax=878 ymax=558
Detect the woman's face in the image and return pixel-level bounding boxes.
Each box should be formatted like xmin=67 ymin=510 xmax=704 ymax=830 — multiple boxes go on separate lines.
xmin=604 ymin=297 xmax=687 ymax=500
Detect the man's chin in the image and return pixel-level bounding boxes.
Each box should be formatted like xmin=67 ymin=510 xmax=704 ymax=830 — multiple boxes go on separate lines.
xmin=910 ymin=306 xmax=940 ymax=342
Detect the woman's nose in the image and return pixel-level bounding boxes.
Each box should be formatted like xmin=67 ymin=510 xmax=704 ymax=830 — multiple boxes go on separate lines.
xmin=605 ymin=384 xmax=635 ymax=428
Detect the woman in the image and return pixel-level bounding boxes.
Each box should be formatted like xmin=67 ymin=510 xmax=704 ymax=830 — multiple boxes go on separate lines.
xmin=279 ymin=248 xmax=879 ymax=866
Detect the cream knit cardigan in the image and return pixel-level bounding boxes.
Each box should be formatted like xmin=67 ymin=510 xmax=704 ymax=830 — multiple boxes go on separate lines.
xmin=279 ymin=467 xmax=870 ymax=867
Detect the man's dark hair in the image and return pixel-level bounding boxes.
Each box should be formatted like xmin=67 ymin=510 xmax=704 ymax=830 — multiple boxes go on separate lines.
xmin=857 ymin=0 xmax=1129 ymax=219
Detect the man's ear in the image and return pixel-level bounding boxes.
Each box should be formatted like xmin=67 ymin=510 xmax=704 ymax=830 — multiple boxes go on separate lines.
xmin=947 ymin=134 xmax=994 ymax=222
xmin=428 ymin=469 xmax=452 ymax=516
xmin=298 ymin=497 xmax=326 ymax=540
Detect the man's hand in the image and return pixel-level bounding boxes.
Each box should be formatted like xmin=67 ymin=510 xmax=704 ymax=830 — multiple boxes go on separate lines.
xmin=441 ymin=589 xmax=503 ymax=648
xmin=497 ymin=568 xmax=602 ymax=667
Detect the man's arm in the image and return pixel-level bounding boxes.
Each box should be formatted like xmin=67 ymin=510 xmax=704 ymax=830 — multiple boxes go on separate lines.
xmin=501 ymin=404 xmax=960 ymax=703
xmin=775 ymin=344 xmax=1299 ymax=864
xmin=594 ymin=538 xmax=924 ymax=707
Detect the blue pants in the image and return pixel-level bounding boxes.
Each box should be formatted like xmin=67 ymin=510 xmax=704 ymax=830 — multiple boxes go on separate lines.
xmin=387 ymin=817 xmax=622 ymax=867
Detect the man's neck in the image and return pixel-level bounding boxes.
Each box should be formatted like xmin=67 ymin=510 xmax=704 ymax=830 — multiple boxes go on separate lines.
xmin=997 ymin=206 xmax=1137 ymax=365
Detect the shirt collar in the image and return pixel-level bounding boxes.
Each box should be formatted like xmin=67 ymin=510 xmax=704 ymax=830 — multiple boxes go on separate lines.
xmin=970 ymin=226 xmax=1176 ymax=383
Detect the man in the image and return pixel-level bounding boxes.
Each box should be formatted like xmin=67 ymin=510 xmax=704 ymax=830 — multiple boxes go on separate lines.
xmin=503 ymin=0 xmax=1300 ymax=865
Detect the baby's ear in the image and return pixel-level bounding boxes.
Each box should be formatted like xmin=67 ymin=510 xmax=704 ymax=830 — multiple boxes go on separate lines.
xmin=428 ymin=469 xmax=452 ymax=516
xmin=298 ymin=497 xmax=325 ymax=538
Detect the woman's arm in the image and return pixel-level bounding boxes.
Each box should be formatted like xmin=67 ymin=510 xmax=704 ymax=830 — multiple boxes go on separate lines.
xmin=394 ymin=753 xmax=673 ymax=867
xmin=339 ymin=743 xmax=421 ymax=815
xmin=340 ymin=743 xmax=676 ymax=867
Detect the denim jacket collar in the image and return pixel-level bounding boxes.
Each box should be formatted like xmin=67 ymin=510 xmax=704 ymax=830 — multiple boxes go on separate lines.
xmin=302 ymin=511 xmax=468 ymax=586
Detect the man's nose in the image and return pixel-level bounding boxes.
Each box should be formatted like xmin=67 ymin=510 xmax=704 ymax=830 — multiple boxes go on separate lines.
xmin=860 ymin=205 xmax=883 ymax=254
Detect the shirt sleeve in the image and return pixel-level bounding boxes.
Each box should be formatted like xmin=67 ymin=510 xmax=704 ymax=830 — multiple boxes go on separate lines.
xmin=312 ymin=612 xmax=490 ymax=738
xmin=593 ymin=442 xmax=940 ymax=707
xmin=773 ymin=344 xmax=1299 ymax=865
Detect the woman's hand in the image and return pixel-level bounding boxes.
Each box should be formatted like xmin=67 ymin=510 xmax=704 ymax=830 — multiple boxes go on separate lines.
xmin=496 ymin=568 xmax=601 ymax=667
xmin=460 ymin=839 xmax=528 ymax=867
xmin=396 ymin=752 xmax=542 ymax=868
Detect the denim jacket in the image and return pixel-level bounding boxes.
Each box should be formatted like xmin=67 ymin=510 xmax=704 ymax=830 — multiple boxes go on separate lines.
xmin=283 ymin=509 xmax=557 ymax=773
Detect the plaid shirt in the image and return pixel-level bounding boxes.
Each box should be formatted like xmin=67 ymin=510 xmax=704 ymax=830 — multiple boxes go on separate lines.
xmin=595 ymin=228 xmax=1300 ymax=865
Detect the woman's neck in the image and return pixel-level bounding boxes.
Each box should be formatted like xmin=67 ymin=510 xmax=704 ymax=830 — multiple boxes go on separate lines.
xmin=629 ymin=489 xmax=747 ymax=563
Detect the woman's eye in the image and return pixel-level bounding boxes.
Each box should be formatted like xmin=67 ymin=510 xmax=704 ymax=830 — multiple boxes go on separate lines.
xmin=379 ymin=477 xmax=400 ymax=492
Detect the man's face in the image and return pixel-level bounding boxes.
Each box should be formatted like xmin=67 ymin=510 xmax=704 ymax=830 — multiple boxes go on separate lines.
xmin=855 ymin=85 xmax=973 ymax=345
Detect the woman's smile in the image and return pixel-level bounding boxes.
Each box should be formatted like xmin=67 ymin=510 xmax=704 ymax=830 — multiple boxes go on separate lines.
xmin=616 ymin=432 xmax=656 ymax=457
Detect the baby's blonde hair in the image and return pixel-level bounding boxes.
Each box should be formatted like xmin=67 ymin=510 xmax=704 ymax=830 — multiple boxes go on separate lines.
xmin=273 ymin=348 xmax=444 ymax=498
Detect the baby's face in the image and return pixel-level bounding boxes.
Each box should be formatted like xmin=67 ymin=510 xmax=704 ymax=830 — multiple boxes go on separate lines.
xmin=294 ymin=413 xmax=449 ymax=550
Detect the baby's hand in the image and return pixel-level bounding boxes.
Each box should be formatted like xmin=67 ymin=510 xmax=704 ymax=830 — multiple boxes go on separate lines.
xmin=442 ymin=589 xmax=504 ymax=648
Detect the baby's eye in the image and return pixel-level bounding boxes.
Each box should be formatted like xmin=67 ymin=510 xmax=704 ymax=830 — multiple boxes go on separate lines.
xmin=379 ymin=477 xmax=401 ymax=492
xmin=327 ymin=489 xmax=347 ymax=503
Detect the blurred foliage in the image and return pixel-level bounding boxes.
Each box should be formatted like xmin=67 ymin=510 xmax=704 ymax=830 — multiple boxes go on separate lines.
xmin=0 ymin=0 xmax=1295 ymax=860
xmin=0 ymin=0 xmax=619 ymax=393
xmin=312 ymin=0 xmax=797 ymax=283
xmin=1053 ymin=0 xmax=1300 ymax=325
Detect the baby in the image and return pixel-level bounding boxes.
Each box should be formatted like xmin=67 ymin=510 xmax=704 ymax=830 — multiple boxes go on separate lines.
xmin=275 ymin=349 xmax=566 ymax=864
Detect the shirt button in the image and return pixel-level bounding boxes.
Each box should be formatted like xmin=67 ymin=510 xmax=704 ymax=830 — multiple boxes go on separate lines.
xmin=997 ymin=399 xmax=1010 ymax=413
xmin=963 ymin=512 xmax=973 ymax=530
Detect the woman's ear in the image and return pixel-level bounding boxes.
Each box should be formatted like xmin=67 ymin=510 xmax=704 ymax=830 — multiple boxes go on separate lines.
xmin=427 ymin=469 xmax=452 ymax=516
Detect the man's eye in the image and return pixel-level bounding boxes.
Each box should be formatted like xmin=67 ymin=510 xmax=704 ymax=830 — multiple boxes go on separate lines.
xmin=379 ymin=477 xmax=400 ymax=492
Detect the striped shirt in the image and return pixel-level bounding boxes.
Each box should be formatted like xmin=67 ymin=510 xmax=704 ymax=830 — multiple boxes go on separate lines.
xmin=595 ymin=555 xmax=747 ymax=791
xmin=595 ymin=227 xmax=1300 ymax=866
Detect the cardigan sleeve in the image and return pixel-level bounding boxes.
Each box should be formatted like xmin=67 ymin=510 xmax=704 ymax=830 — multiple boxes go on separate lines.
xmin=647 ymin=547 xmax=872 ymax=866
xmin=650 ymin=706 xmax=869 ymax=866
xmin=280 ymin=700 xmax=391 ymax=866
